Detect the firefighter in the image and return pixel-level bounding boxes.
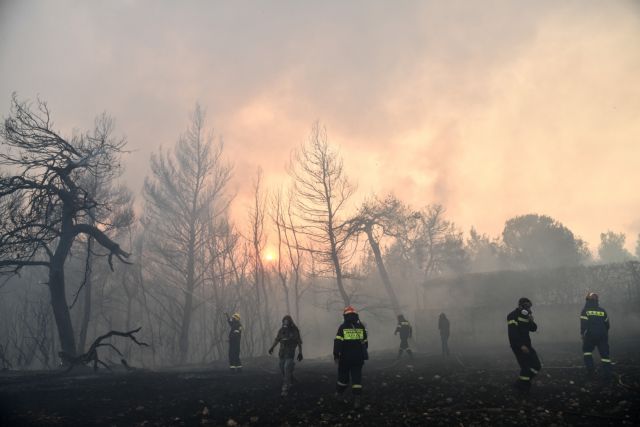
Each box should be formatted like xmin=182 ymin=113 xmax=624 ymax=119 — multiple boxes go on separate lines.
xmin=581 ymin=292 xmax=612 ymax=378
xmin=334 ymin=306 xmax=368 ymax=408
xmin=507 ymin=297 xmax=541 ymax=393
xmin=394 ymin=314 xmax=413 ymax=359
xmin=225 ymin=312 xmax=243 ymax=373
xmin=438 ymin=312 xmax=450 ymax=358
xmin=268 ymin=315 xmax=303 ymax=397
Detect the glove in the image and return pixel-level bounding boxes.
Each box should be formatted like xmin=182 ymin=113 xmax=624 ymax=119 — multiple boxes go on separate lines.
xmin=268 ymin=348 xmax=273 ymax=355
xmin=297 ymin=353 xmax=303 ymax=362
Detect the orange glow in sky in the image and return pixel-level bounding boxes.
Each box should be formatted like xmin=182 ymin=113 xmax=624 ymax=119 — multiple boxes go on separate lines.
xmin=263 ymin=248 xmax=277 ymax=263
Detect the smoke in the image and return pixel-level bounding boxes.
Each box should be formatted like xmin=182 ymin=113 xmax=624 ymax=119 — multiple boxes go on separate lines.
xmin=1 ymin=0 xmax=639 ymax=249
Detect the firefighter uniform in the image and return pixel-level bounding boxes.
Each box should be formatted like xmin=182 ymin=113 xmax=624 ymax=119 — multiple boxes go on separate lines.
xmin=227 ymin=313 xmax=243 ymax=372
xmin=334 ymin=306 xmax=368 ymax=406
xmin=507 ymin=298 xmax=541 ymax=392
xmin=580 ymin=293 xmax=611 ymax=377
xmin=394 ymin=315 xmax=413 ymax=359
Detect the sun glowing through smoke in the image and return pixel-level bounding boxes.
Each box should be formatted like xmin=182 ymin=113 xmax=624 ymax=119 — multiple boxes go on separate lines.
xmin=263 ymin=248 xmax=277 ymax=263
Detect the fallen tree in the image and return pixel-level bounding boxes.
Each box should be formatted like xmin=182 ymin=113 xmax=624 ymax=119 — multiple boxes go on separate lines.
xmin=59 ymin=327 xmax=148 ymax=372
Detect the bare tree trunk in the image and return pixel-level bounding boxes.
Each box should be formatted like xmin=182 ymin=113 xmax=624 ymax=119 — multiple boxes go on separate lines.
xmin=78 ymin=237 xmax=94 ymax=353
xmin=366 ymin=229 xmax=401 ymax=314
xmin=178 ymin=230 xmax=196 ymax=364
xmin=49 ymin=261 xmax=76 ymax=357
xmin=329 ymin=237 xmax=350 ymax=306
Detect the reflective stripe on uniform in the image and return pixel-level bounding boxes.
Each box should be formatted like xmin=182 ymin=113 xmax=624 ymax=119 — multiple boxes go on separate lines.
xmin=507 ymin=320 xmax=518 ymax=326
xmin=352 ymin=384 xmax=362 ymax=389
xmin=583 ymin=352 xmax=592 ymax=356
xmin=580 ymin=316 xmax=588 ymax=320
xmin=530 ymin=368 xmax=538 ymax=374
xmin=335 ymin=335 xmax=344 ymax=341
xmin=517 ymin=317 xmax=529 ymax=323
xmin=601 ymin=358 xmax=611 ymax=363
xmin=585 ymin=310 xmax=605 ymax=317
xmin=337 ymin=381 xmax=348 ymax=386
xmin=343 ymin=328 xmax=365 ymax=340
xmin=519 ymin=376 xmax=530 ymax=381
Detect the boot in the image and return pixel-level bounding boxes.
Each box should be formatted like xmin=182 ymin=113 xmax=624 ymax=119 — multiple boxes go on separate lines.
xmin=353 ymin=396 xmax=361 ymax=409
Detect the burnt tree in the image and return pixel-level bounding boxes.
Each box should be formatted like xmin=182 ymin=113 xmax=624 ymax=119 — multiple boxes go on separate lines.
xmin=0 ymin=94 xmax=132 ymax=358
xmin=345 ymin=195 xmax=409 ymax=315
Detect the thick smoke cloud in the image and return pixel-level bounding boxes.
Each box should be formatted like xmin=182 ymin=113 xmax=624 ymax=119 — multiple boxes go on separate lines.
xmin=1 ymin=0 xmax=639 ymax=249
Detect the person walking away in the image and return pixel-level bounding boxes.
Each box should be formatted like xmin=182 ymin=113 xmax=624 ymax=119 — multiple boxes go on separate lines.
xmin=507 ymin=298 xmax=541 ymax=394
xmin=334 ymin=306 xmax=368 ymax=409
xmin=438 ymin=313 xmax=450 ymax=358
xmin=268 ymin=315 xmax=303 ymax=397
xmin=581 ymin=292 xmax=612 ymax=379
xmin=225 ymin=312 xmax=243 ymax=373
xmin=395 ymin=314 xmax=413 ymax=359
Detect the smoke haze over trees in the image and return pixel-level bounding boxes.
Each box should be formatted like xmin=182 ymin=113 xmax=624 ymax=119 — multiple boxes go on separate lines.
xmin=0 ymin=1 xmax=639 ymax=375
xmin=2 ymin=94 xmax=639 ymax=369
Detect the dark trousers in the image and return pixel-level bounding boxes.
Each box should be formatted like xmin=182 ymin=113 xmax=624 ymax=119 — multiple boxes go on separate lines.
xmin=279 ymin=358 xmax=295 ymax=392
xmin=336 ymin=362 xmax=363 ymax=395
xmin=583 ymin=335 xmax=611 ymax=375
xmin=440 ymin=334 xmax=450 ymax=357
xmin=511 ymin=346 xmax=541 ymax=389
xmin=229 ymin=339 xmax=242 ymax=370
xmin=397 ymin=338 xmax=413 ymax=359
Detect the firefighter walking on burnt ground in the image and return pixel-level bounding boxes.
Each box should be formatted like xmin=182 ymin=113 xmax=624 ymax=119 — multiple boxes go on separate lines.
xmin=225 ymin=312 xmax=243 ymax=373
xmin=334 ymin=306 xmax=368 ymax=409
xmin=268 ymin=315 xmax=303 ymax=397
xmin=394 ymin=314 xmax=413 ymax=360
xmin=581 ymin=292 xmax=612 ymax=380
xmin=507 ymin=297 xmax=542 ymax=394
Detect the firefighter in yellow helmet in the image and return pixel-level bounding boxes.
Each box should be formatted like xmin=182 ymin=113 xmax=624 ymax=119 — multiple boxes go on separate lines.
xmin=581 ymin=292 xmax=612 ymax=378
xmin=225 ymin=312 xmax=243 ymax=372
xmin=333 ymin=306 xmax=368 ymax=408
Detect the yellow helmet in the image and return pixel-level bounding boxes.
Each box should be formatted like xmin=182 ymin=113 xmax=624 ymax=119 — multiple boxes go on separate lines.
xmin=232 ymin=313 xmax=241 ymax=320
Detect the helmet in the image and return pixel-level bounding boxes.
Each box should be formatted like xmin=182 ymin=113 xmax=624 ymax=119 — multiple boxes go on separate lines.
xmin=518 ymin=297 xmax=532 ymax=307
xmin=586 ymin=292 xmax=599 ymax=301
xmin=232 ymin=313 xmax=241 ymax=320
xmin=343 ymin=306 xmax=357 ymax=315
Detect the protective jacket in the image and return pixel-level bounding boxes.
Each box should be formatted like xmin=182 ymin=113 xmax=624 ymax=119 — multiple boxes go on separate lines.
xmin=274 ymin=326 xmax=302 ymax=359
xmin=580 ymin=301 xmax=609 ymax=338
xmin=507 ymin=307 xmax=537 ymax=349
xmin=333 ymin=314 xmax=368 ymax=364
xmin=228 ymin=318 xmax=242 ymax=342
xmin=395 ymin=320 xmax=412 ymax=340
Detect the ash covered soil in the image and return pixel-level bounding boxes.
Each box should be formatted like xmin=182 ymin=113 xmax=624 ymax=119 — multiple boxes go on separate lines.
xmin=1 ymin=342 xmax=639 ymax=426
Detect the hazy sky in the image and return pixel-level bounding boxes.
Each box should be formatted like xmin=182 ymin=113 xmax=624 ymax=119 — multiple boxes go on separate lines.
xmin=1 ymin=0 xmax=639 ymax=253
